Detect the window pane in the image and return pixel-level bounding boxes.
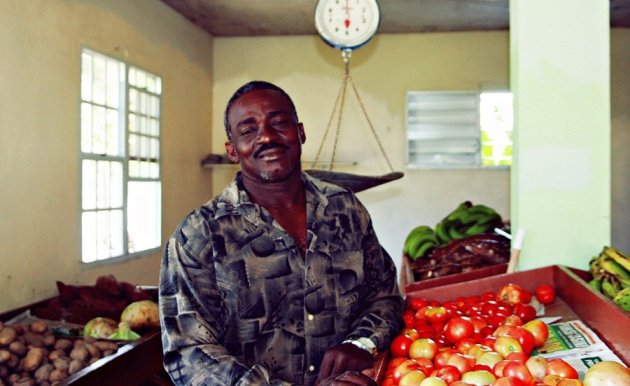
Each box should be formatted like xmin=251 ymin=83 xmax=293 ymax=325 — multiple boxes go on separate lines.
xmin=92 ymin=105 xmax=106 ymax=155
xmin=96 ymin=210 xmax=110 ymax=260
xmin=81 ymin=103 xmax=92 ymax=153
xmin=129 ymin=89 xmax=138 ymax=113
xmin=106 ymin=108 xmax=120 ymax=156
xmin=93 ymin=55 xmax=106 ymax=105
xmin=127 ymin=181 xmax=161 ymax=253
xmin=81 ymin=53 xmax=93 ymax=102
xmin=106 ymin=60 xmax=120 ymax=108
xmin=82 ymin=211 xmax=97 ymax=263
xmin=110 ymin=162 xmax=123 ymax=208
xmin=109 ymin=209 xmax=123 ymax=257
xmin=82 ymin=160 xmax=96 ymax=210
xmin=96 ymin=161 xmax=111 ymax=209
xmin=480 ymin=92 xmax=513 ymax=166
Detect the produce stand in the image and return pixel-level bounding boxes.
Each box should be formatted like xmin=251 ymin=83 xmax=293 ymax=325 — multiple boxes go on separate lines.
xmin=0 ymin=297 xmax=170 ymax=386
xmin=375 ymin=265 xmax=630 ymax=383
xmin=403 ymin=263 xmax=508 ymax=294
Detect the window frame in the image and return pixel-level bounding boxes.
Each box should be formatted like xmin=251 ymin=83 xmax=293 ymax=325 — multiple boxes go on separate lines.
xmin=405 ymin=90 xmax=512 ymax=169
xmin=79 ymin=47 xmax=162 ymax=265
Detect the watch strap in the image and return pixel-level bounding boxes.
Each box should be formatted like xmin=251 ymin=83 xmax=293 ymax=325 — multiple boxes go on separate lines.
xmin=342 ymin=337 xmax=378 ymax=357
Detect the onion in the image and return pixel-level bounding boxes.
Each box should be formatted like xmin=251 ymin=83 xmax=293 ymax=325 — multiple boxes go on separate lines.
xmin=583 ymin=361 xmax=630 ymax=386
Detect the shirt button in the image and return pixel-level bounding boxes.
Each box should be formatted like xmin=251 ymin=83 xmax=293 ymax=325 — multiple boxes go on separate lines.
xmin=307 ymin=314 xmax=314 ymax=321
xmin=308 ymin=365 xmax=315 ymax=372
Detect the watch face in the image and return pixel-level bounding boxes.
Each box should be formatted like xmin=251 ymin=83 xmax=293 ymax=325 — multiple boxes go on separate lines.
xmin=315 ymin=0 xmax=380 ymax=51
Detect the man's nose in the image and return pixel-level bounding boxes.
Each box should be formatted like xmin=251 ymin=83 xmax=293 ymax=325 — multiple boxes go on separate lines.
xmin=256 ymin=122 xmax=276 ymax=143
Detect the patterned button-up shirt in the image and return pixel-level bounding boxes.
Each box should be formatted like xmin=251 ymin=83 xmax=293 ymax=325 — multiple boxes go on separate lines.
xmin=159 ymin=172 xmax=403 ymax=385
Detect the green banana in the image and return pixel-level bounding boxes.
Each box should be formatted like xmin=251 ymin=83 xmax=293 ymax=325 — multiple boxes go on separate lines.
xmin=589 ymin=277 xmax=602 ymax=292
xmin=409 ymin=237 xmax=439 ymax=261
xmin=601 ymin=257 xmax=630 ymax=281
xmin=463 ymin=221 xmax=495 ymax=237
xmin=468 ymin=204 xmax=499 ymax=216
xmin=403 ymin=225 xmax=434 ymax=255
xmin=434 ymin=221 xmax=451 ymax=245
xmin=603 ymin=246 xmax=630 ymax=272
xmin=613 ymin=287 xmax=630 ymax=312
xmin=445 ymin=201 xmax=472 ymax=222
xmin=601 ymin=276 xmax=622 ymax=299
xmin=406 ymin=232 xmax=439 ymax=260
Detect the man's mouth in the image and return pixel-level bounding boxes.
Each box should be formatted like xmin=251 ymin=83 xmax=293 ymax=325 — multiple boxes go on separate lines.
xmin=255 ymin=144 xmax=287 ymax=160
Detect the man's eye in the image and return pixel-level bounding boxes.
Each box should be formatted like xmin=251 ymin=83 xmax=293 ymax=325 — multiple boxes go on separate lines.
xmin=272 ymin=119 xmax=288 ymax=126
xmin=240 ymin=127 xmax=256 ymax=135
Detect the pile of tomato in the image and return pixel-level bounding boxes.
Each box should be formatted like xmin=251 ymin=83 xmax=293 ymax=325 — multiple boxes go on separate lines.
xmin=382 ymin=282 xmax=593 ymax=386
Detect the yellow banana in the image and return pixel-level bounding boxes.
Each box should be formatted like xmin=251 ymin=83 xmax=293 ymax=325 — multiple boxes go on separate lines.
xmin=603 ymin=246 xmax=630 ymax=273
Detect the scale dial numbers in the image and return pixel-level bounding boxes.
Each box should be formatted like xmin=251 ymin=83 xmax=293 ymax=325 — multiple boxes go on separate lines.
xmin=315 ymin=0 xmax=380 ymax=51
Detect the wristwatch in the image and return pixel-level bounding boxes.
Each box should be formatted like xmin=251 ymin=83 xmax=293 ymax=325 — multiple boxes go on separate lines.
xmin=342 ymin=337 xmax=378 ymax=357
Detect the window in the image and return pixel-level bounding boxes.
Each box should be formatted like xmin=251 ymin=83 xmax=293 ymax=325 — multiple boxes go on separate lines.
xmin=80 ymin=48 xmax=162 ymax=263
xmin=406 ymin=91 xmax=513 ymax=168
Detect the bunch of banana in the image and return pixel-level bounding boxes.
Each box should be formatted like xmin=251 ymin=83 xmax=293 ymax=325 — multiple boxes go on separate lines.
xmin=403 ymin=225 xmax=439 ymax=261
xmin=588 ymin=246 xmax=630 ymax=312
xmin=434 ymin=201 xmax=503 ymax=245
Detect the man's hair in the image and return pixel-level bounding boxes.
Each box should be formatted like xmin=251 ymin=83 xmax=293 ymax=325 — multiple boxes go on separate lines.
xmin=224 ymin=80 xmax=299 ymax=139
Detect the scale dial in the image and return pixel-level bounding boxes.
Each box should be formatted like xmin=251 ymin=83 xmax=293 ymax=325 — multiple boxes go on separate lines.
xmin=315 ymin=0 xmax=380 ymax=51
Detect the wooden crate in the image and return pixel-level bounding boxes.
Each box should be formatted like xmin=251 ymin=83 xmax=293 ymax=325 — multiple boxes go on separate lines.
xmin=0 ymin=297 xmax=169 ymax=386
xmin=404 ymin=265 xmax=629 ymax=364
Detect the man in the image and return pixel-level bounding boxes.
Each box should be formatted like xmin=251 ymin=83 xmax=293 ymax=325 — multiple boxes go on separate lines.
xmin=159 ymin=81 xmax=403 ymax=385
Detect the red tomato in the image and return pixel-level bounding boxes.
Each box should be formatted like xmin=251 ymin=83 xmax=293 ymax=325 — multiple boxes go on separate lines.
xmin=403 ymin=310 xmax=415 ymax=328
xmin=444 ymin=317 xmax=475 ymax=344
xmin=480 ymin=291 xmax=497 ymax=302
xmin=510 ymin=326 xmax=536 ymax=355
xmin=523 ymin=319 xmax=550 ymax=347
xmin=426 ymin=306 xmax=449 ymax=324
xmin=497 ymin=283 xmax=532 ymax=304
xmin=413 ymin=357 xmax=436 ymax=376
xmin=432 ymin=365 xmax=462 ymax=383
xmin=434 ymin=348 xmax=456 ymax=369
xmin=545 ymin=358 xmax=579 ymax=379
xmin=503 ymin=361 xmax=534 ymax=385
xmin=390 ymin=334 xmax=414 ymax=358
xmin=493 ymin=376 xmax=527 ymax=386
xmin=446 ymin=352 xmax=475 ymax=374
xmin=408 ymin=338 xmax=439 ymax=360
xmin=409 ymin=297 xmax=430 ymax=311
xmin=535 ymin=284 xmax=556 ymax=305
xmin=513 ymin=303 xmax=537 ymax=323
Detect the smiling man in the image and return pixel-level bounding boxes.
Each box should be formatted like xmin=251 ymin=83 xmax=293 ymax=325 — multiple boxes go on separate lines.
xmin=159 ymin=81 xmax=403 ymax=386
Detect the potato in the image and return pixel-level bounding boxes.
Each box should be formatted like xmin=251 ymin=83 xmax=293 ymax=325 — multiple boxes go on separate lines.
xmin=52 ymin=357 xmax=70 ymax=371
xmin=47 ymin=349 xmax=65 ymax=361
xmin=34 ymin=363 xmax=53 ymax=384
xmin=0 ymin=327 xmax=17 ymax=346
xmin=22 ymin=348 xmax=45 ymax=372
xmin=69 ymin=346 xmax=88 ymax=362
xmin=0 ymin=350 xmax=10 ymax=364
xmin=67 ymin=358 xmax=84 ymax=375
xmin=48 ymin=368 xmax=68 ymax=383
xmin=29 ymin=321 xmax=48 ymax=335
xmin=83 ymin=342 xmax=100 ymax=359
xmin=52 ymin=339 xmax=72 ymax=352
xmin=6 ymin=353 xmax=19 ymax=369
xmin=91 ymin=340 xmax=118 ymax=352
xmin=8 ymin=341 xmax=27 ymax=356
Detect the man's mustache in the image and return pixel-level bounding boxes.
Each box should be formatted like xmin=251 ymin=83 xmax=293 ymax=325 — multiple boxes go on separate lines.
xmin=254 ymin=142 xmax=288 ymax=158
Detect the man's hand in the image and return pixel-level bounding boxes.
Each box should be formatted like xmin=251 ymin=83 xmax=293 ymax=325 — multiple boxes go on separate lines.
xmin=316 ymin=343 xmax=375 ymax=384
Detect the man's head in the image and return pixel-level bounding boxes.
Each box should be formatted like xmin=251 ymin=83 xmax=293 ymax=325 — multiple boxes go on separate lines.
xmin=224 ymin=81 xmax=299 ymax=140
xmin=224 ymin=81 xmax=306 ymax=183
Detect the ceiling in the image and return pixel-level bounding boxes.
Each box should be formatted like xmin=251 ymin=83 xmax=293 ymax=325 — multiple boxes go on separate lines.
xmin=161 ymin=0 xmax=630 ymax=37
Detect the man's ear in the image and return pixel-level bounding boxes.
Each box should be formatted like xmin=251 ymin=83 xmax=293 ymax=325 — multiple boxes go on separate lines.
xmin=225 ymin=141 xmax=239 ymax=163
xmin=298 ymin=123 xmax=306 ymax=144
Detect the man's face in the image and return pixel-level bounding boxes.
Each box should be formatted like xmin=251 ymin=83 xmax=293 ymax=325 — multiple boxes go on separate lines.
xmin=225 ymin=89 xmax=305 ymax=183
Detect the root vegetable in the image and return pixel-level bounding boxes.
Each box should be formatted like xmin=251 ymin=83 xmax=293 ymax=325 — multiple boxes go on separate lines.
xmin=0 ymin=350 xmax=10 ymax=364
xmin=69 ymin=346 xmax=88 ymax=362
xmin=53 ymin=339 xmax=72 ymax=352
xmin=22 ymin=348 xmax=45 ymax=372
xmin=8 ymin=341 xmax=26 ymax=356
xmin=48 ymin=368 xmax=68 ymax=383
xmin=52 ymin=357 xmax=69 ymax=371
xmin=67 ymin=359 xmax=84 ymax=375
xmin=0 ymin=327 xmax=17 ymax=346
xmin=29 ymin=321 xmax=48 ymax=335
xmin=91 ymin=341 xmax=117 ymax=352
xmin=47 ymin=350 xmax=65 ymax=361
xmin=82 ymin=342 xmax=100 ymax=359
xmin=34 ymin=363 xmax=53 ymax=384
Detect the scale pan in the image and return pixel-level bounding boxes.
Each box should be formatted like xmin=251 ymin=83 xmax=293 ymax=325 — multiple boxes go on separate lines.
xmin=305 ymin=169 xmax=404 ymax=193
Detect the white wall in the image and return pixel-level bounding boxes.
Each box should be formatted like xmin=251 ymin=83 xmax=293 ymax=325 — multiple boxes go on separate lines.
xmin=0 ymin=0 xmax=214 ymax=313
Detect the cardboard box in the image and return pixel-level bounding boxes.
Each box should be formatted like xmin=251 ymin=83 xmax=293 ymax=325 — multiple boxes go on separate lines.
xmin=404 ymin=265 xmax=629 ymax=365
